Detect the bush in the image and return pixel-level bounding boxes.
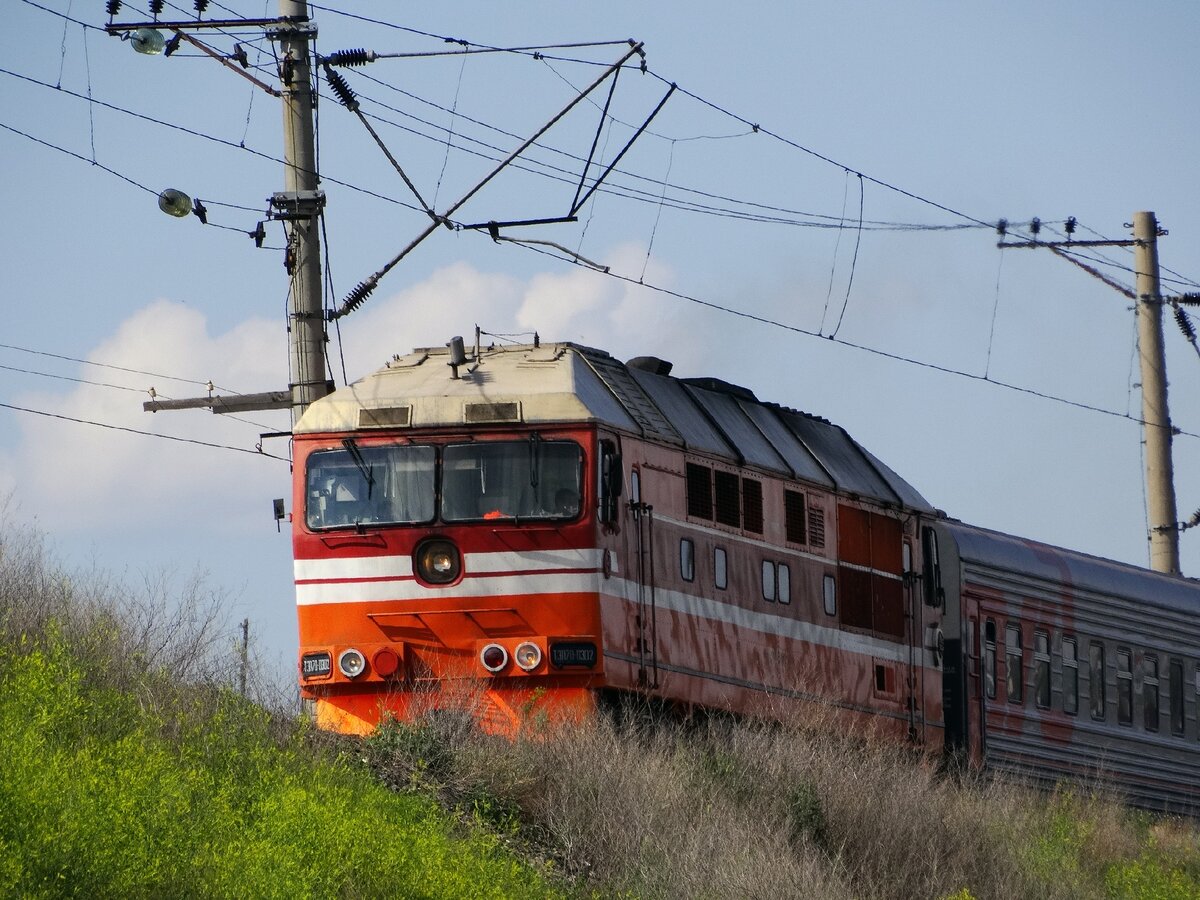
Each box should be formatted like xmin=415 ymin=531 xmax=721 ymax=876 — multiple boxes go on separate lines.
xmin=0 ymin=526 xmax=559 ymax=898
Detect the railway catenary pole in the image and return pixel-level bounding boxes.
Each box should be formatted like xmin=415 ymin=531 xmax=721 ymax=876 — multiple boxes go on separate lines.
xmin=1133 ymin=211 xmax=1181 ymax=575
xmin=275 ymin=0 xmax=330 ymax=425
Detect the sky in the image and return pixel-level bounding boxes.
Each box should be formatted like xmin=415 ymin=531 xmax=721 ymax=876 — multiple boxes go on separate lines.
xmin=3 ymin=1 xmax=1200 ymax=687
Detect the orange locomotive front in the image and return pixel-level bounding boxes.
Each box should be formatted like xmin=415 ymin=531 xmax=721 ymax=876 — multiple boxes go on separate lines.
xmin=293 ymin=423 xmax=612 ymax=735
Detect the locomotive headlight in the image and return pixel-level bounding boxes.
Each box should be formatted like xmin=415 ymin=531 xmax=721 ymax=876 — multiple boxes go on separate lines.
xmin=480 ymin=643 xmax=509 ymax=673
xmin=514 ymin=641 xmax=542 ymax=671
xmin=338 ymin=648 xmax=367 ymax=679
xmin=414 ymin=539 xmax=462 ymax=584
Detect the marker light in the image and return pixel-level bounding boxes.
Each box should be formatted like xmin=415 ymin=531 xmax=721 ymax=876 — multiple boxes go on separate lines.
xmin=338 ymin=648 xmax=367 ymax=679
xmin=514 ymin=641 xmax=542 ymax=671
xmin=372 ymin=647 xmax=401 ymax=679
xmin=480 ymin=643 xmax=508 ymax=673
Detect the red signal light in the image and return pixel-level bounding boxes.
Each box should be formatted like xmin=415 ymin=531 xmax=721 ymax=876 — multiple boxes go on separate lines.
xmin=372 ymin=647 xmax=401 ymax=678
xmin=480 ymin=643 xmax=508 ymax=673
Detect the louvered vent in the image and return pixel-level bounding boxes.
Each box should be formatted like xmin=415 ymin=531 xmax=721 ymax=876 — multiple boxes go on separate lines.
xmin=464 ymin=401 xmax=521 ymax=424
xmin=358 ymin=406 xmax=411 ymax=428
xmin=808 ymin=507 xmax=826 ymax=548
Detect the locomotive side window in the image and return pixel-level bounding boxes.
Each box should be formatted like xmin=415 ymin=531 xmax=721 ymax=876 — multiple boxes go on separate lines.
xmin=778 ymin=564 xmax=791 ymax=605
xmin=1033 ymin=630 xmax=1051 ymax=709
xmin=984 ymin=620 xmax=997 ymax=700
xmin=823 ymin=574 xmax=837 ymax=616
xmin=306 ymin=443 xmax=436 ymax=529
xmin=598 ymin=440 xmax=623 ymax=524
xmin=1116 ymin=648 xmax=1133 ymax=726
xmin=680 ymin=539 xmax=695 ymax=583
xmin=714 ymin=547 xmax=728 ymax=590
xmin=1006 ymin=623 xmax=1023 ymax=704
xmin=1144 ymin=655 xmax=1160 ymax=733
xmin=443 ymin=440 xmax=583 ymax=522
xmin=1170 ymin=659 xmax=1184 ymax=737
xmin=1062 ymin=637 xmax=1079 ymax=715
xmin=1089 ymin=642 xmax=1106 ymax=720
xmin=761 ymin=561 xmax=776 ymax=602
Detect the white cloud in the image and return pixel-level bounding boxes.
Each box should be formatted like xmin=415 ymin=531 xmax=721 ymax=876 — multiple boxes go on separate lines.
xmin=335 ymin=246 xmax=689 ymax=372
xmin=7 ymin=299 xmax=290 ymax=534
xmin=6 ymin=251 xmax=687 ymax=537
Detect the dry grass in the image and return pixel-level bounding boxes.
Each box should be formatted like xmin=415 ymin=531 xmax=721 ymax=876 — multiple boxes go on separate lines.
xmin=0 ymin=515 xmax=286 ymax=720
xmin=362 ymin=694 xmax=1200 ymax=899
xmin=6 ymin=513 xmax=1197 ymax=897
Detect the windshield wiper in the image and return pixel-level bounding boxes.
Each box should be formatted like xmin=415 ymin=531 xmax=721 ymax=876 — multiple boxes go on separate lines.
xmin=341 ymin=438 xmax=376 ymax=499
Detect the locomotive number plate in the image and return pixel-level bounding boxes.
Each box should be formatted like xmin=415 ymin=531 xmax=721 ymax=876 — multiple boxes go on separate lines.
xmin=550 ymin=641 xmax=597 ymax=669
xmin=301 ymin=651 xmax=332 ymax=679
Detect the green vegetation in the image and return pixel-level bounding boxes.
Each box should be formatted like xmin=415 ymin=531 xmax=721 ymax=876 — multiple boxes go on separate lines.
xmin=2 ymin=517 xmax=1200 ymax=898
xmin=0 ymin=523 xmax=557 ymax=899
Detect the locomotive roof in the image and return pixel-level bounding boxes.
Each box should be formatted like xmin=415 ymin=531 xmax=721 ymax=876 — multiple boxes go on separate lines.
xmin=294 ymin=341 xmax=933 ymax=512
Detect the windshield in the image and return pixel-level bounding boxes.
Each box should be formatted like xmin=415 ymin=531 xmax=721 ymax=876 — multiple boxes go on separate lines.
xmin=306 ymin=443 xmax=436 ymax=529
xmin=442 ymin=440 xmax=582 ymax=522
xmin=304 ymin=439 xmax=584 ymax=529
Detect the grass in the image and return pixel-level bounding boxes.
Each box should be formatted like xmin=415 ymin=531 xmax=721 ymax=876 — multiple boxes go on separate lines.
xmin=359 ymin=693 xmax=1200 ymax=898
xmin=0 ymin=521 xmax=559 ymax=899
xmin=4 ymin=514 xmax=1200 ymax=898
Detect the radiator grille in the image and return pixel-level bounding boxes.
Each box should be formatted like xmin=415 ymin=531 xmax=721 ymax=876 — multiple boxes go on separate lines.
xmin=464 ymin=401 xmax=521 ymax=424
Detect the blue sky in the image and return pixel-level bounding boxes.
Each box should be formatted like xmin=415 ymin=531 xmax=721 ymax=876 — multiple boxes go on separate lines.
xmin=3 ymin=1 xmax=1200 ymax=681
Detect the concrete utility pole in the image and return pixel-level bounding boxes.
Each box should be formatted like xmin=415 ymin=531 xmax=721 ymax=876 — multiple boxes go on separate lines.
xmin=275 ymin=0 xmax=329 ymax=425
xmin=1133 ymin=211 xmax=1181 ymax=575
xmin=131 ymin=3 xmax=330 ymax=422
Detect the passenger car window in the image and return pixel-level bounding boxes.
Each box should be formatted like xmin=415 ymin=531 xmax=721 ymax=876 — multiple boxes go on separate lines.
xmin=1116 ymin=648 xmax=1133 ymax=726
xmin=1006 ymin=623 xmax=1023 ymax=704
xmin=984 ymin=620 xmax=997 ymax=700
xmin=1089 ymin=642 xmax=1106 ymax=720
xmin=1062 ymin=637 xmax=1079 ymax=715
xmin=1144 ymin=655 xmax=1160 ymax=732
xmin=1034 ymin=630 xmax=1050 ymax=709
